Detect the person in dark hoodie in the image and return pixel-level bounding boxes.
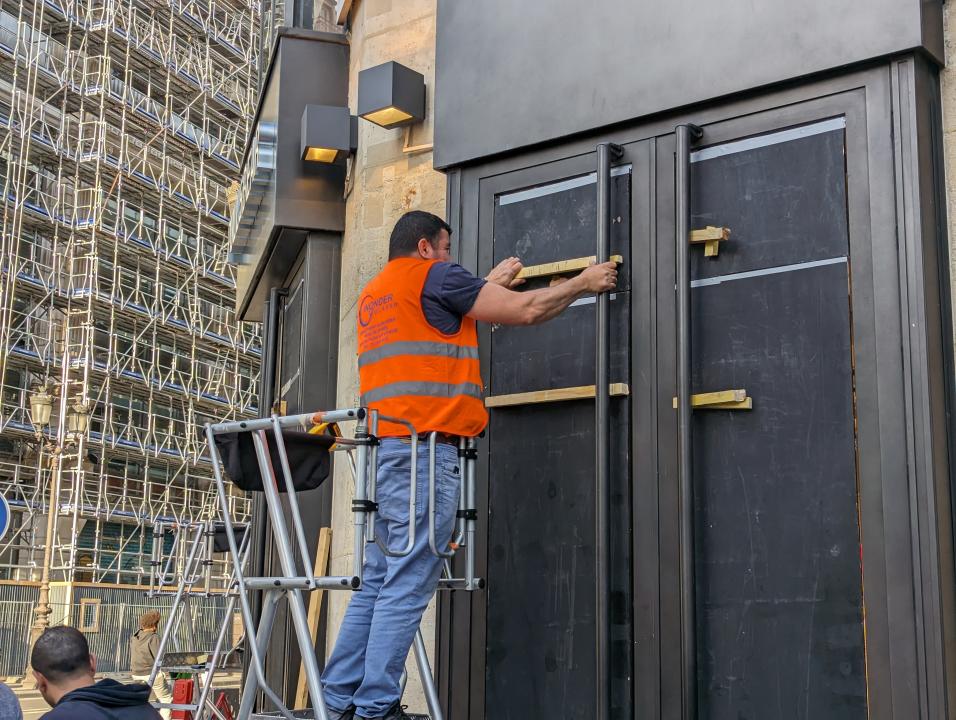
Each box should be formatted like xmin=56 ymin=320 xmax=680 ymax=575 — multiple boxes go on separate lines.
xmin=31 ymin=625 xmax=160 ymax=720
xmin=130 ymin=610 xmax=172 ymax=720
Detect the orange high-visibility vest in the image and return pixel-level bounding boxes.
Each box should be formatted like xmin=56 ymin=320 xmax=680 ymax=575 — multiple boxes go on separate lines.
xmin=357 ymin=257 xmax=487 ymax=437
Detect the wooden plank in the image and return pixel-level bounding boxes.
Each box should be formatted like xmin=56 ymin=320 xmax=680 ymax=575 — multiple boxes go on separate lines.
xmin=516 ymin=254 xmax=623 ymax=280
xmin=690 ymin=226 xmax=731 ymax=257
xmin=672 ymin=389 xmax=749 ymax=409
xmin=294 ymin=527 xmax=332 ymax=709
xmin=486 ymin=383 xmax=630 ymax=408
xmin=689 ymin=226 xmax=731 ymax=243
xmin=704 ymin=398 xmax=753 ymax=410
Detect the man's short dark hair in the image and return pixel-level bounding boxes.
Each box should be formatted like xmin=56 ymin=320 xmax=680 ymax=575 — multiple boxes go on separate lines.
xmin=388 ymin=210 xmax=452 ymax=260
xmin=32 ymin=626 xmax=91 ymax=682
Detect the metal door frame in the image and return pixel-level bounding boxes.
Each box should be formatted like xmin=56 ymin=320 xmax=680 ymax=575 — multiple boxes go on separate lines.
xmin=440 ymin=55 xmax=956 ymax=720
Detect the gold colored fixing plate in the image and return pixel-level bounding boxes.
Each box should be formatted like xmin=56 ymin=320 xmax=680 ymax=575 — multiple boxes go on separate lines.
xmin=486 ymin=383 xmax=630 ymax=408
xmin=516 ymin=254 xmax=623 ymax=280
xmin=672 ymin=389 xmax=752 ymax=410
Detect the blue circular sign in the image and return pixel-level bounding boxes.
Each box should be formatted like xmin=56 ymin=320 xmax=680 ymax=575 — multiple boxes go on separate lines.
xmin=0 ymin=495 xmax=9 ymax=543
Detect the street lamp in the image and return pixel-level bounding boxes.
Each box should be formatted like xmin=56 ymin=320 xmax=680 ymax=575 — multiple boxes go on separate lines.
xmin=26 ymin=389 xmax=91 ymax=673
xmin=67 ymin=401 xmax=91 ymax=435
xmin=28 ymin=386 xmax=53 ymax=433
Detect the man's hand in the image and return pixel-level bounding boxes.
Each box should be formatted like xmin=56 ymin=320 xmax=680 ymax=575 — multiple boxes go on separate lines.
xmin=578 ymin=261 xmax=618 ymax=294
xmin=485 ymin=257 xmax=525 ymax=289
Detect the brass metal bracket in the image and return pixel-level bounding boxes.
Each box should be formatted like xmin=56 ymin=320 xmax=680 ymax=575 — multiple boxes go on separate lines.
xmin=516 ymin=254 xmax=623 ymax=280
xmin=486 ymin=383 xmax=630 ymax=408
xmin=689 ymin=226 xmax=731 ymax=257
xmin=672 ymin=388 xmax=752 ymax=410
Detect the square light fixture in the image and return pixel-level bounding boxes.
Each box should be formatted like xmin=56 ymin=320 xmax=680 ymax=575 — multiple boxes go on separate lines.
xmin=358 ymin=61 xmax=425 ymax=129
xmin=301 ymin=104 xmax=357 ymax=164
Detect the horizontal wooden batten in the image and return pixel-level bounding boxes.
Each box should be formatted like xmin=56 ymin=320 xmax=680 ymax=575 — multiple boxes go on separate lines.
xmin=672 ymin=388 xmax=752 ymax=410
xmin=516 ymin=254 xmax=623 ymax=280
xmin=486 ymin=383 xmax=630 ymax=408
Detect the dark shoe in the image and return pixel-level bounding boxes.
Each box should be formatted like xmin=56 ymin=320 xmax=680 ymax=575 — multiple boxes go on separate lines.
xmin=358 ymin=702 xmax=427 ymax=720
xmin=328 ymin=706 xmax=356 ymax=720
xmin=381 ymin=704 xmax=411 ymax=720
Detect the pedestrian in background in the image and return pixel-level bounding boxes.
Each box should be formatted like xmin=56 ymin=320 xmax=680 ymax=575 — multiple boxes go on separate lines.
xmin=32 ymin=625 xmax=159 ymax=719
xmin=130 ymin=610 xmax=172 ymax=720
xmin=0 ymin=682 xmax=23 ymax=720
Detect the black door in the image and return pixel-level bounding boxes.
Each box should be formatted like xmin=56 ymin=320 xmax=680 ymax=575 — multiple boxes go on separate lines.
xmin=683 ymin=117 xmax=867 ymax=719
xmin=480 ymin=165 xmax=634 ymax=719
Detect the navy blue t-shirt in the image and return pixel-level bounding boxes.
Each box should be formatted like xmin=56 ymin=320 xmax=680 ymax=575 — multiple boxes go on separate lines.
xmin=421 ymin=262 xmax=487 ymax=334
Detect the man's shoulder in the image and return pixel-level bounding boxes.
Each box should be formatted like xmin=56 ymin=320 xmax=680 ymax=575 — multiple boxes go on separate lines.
xmin=40 ymin=704 xmax=94 ymax=720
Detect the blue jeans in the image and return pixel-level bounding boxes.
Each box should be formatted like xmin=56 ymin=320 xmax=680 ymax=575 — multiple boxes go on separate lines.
xmin=322 ymin=438 xmax=461 ymax=718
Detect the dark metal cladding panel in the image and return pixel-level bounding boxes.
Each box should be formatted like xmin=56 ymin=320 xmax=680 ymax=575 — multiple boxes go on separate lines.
xmin=689 ymin=127 xmax=866 ymax=719
xmin=489 ymin=297 xmax=629 ymax=396
xmin=485 ymin=400 xmax=632 ymax=720
xmin=434 ymin=1 xmax=940 ymax=168
xmin=489 ymin=172 xmax=631 ymax=395
xmin=492 ymin=171 xmax=632 ymax=291
xmin=690 ymin=126 xmax=849 ymax=279
xmin=483 ymin=168 xmax=633 ymax=718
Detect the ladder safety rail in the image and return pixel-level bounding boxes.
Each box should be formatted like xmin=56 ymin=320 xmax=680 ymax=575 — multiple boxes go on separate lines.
xmin=364 ymin=411 xmax=380 ymax=545
xmin=372 ymin=414 xmax=419 ymax=558
xmin=427 ymin=432 xmax=455 ymax=560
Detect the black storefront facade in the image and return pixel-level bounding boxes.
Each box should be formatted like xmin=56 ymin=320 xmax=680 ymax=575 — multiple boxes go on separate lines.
xmin=432 ymin=2 xmax=956 ymax=720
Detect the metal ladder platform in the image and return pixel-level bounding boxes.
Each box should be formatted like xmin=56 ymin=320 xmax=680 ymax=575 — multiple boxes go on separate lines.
xmin=205 ymin=408 xmax=481 ymax=720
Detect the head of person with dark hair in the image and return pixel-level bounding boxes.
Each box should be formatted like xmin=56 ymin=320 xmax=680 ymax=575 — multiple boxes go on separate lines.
xmin=31 ymin=626 xmax=96 ymax=707
xmin=388 ymin=210 xmax=453 ymax=261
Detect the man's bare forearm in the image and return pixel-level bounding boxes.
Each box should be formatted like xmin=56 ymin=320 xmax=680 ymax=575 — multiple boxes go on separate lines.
xmin=523 ymin=276 xmax=590 ymax=324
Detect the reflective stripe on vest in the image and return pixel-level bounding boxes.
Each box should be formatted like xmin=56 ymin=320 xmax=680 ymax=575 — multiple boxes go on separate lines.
xmin=361 ymin=380 xmax=484 ymax=405
xmin=358 ymin=340 xmax=479 ymax=368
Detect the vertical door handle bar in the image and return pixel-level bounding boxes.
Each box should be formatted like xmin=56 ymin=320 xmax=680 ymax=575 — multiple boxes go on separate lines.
xmin=676 ymin=123 xmax=702 ymax=720
xmin=595 ymin=141 xmax=623 ymax=720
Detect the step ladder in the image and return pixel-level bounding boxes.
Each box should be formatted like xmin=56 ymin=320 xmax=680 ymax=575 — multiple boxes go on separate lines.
xmin=146 ymin=518 xmax=252 ymax=719
xmin=204 ymin=408 xmax=481 ymax=720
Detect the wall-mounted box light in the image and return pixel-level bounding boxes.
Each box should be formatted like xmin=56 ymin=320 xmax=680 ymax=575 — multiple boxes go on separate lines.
xmin=357 ymin=61 xmax=425 ymax=129
xmin=301 ymin=104 xmax=357 ymax=163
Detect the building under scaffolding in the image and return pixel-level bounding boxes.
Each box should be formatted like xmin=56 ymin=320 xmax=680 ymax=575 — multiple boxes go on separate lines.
xmin=0 ymin=0 xmax=274 ymax=673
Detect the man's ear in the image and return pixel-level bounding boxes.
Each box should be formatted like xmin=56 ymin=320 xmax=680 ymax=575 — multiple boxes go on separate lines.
xmin=89 ymin=654 xmax=97 ymax=675
xmin=33 ymin=670 xmax=46 ymax=691
xmin=416 ymin=237 xmax=432 ymax=258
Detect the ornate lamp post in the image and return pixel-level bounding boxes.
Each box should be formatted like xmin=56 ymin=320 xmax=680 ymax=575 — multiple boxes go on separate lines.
xmin=26 ymin=384 xmax=90 ymax=661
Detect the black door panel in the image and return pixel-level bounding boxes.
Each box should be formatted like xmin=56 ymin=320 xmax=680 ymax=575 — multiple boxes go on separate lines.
xmin=690 ymin=120 xmax=866 ymax=720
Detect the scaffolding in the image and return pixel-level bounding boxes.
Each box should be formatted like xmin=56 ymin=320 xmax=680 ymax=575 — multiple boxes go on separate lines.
xmin=0 ymin=0 xmax=265 ymax=592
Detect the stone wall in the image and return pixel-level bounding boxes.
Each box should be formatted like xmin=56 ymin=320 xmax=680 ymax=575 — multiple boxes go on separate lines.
xmin=327 ymin=0 xmax=444 ymax=713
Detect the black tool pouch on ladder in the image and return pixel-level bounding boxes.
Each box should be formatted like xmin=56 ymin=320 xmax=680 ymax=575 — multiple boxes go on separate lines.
xmin=212 ymin=430 xmax=335 ymax=493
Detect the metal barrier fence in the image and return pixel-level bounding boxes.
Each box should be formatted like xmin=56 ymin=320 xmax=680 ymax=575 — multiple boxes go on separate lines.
xmin=0 ymin=600 xmax=36 ymax=677
xmin=0 ymin=598 xmax=239 ymax=677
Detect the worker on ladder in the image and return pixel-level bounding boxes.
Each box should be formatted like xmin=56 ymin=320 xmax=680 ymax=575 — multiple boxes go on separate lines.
xmin=320 ymin=210 xmax=617 ymax=720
